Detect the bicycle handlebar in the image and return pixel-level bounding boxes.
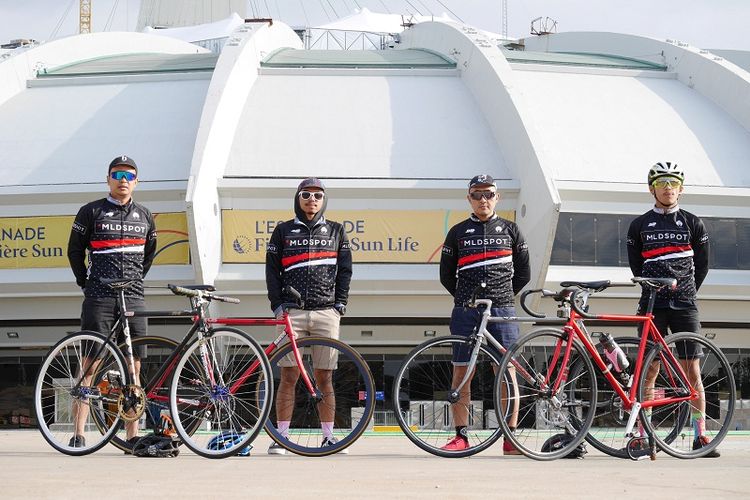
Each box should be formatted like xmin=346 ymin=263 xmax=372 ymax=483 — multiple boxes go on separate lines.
xmin=519 ymin=289 xmax=555 ymax=318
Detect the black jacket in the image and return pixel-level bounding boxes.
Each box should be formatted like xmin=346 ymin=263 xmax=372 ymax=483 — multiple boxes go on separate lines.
xmin=67 ymin=197 xmax=157 ymax=298
xmin=627 ymin=207 xmax=709 ymax=308
xmin=440 ymin=213 xmax=530 ymax=308
xmin=266 ymin=217 xmax=352 ymax=312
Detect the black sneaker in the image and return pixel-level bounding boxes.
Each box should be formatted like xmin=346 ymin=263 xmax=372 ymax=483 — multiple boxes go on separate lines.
xmin=322 ymin=436 xmax=349 ymax=454
xmin=693 ymin=436 xmax=721 ymax=458
xmin=124 ymin=437 xmax=141 ymax=454
xmin=68 ymin=435 xmax=86 ymax=448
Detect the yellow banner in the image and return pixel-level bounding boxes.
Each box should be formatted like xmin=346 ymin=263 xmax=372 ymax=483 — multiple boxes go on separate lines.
xmin=223 ymin=209 xmax=515 ymax=264
xmin=0 ymin=213 xmax=190 ymax=269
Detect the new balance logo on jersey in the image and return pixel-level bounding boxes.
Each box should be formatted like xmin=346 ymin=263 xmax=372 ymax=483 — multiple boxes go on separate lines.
xmin=465 ymin=229 xmax=476 ymax=234
xmin=104 ymin=212 xmax=114 ymax=217
xmin=291 ymin=229 xmax=301 ymax=233
xmin=648 ymin=222 xmax=657 ymax=227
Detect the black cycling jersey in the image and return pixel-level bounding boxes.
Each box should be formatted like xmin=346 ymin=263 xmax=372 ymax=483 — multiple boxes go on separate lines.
xmin=266 ymin=217 xmax=352 ymax=312
xmin=627 ymin=206 xmax=709 ymax=309
xmin=68 ymin=197 xmax=157 ymax=298
xmin=440 ymin=213 xmax=530 ymax=308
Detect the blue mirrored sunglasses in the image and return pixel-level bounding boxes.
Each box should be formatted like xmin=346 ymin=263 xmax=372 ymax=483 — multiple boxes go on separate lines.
xmin=110 ymin=171 xmax=137 ymax=181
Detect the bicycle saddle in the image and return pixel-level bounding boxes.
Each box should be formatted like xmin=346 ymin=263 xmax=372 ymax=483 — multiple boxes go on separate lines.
xmin=179 ymin=284 xmax=216 ymax=292
xmin=631 ymin=277 xmax=677 ymax=290
xmin=100 ymin=278 xmax=140 ymax=290
xmin=559 ymin=280 xmax=611 ymax=292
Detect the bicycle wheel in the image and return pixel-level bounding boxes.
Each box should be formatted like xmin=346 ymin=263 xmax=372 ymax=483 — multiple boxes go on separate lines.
xmin=495 ymin=328 xmax=597 ymax=460
xmin=392 ymin=335 xmax=506 ymax=458
xmin=169 ymin=327 xmax=272 ymax=458
xmin=98 ymin=336 xmax=191 ymax=453
xmin=638 ymin=332 xmax=735 ymax=459
xmin=34 ymin=331 xmax=127 ymax=456
xmin=569 ymin=337 xmax=644 ymax=458
xmin=264 ymin=337 xmax=375 ymax=456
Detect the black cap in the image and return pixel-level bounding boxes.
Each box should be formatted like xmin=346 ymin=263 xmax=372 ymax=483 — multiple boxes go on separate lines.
xmin=297 ymin=177 xmax=325 ymax=192
xmin=468 ymin=174 xmax=496 ymax=189
xmin=108 ymin=155 xmax=138 ymax=173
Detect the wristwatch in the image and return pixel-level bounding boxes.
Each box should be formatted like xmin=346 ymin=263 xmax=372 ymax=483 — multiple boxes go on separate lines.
xmin=334 ymin=303 xmax=346 ymax=316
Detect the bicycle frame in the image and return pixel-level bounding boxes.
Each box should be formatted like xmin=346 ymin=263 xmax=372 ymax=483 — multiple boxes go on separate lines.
xmin=206 ymin=313 xmax=318 ymax=398
xmin=451 ymin=299 xmax=562 ymax=396
xmin=562 ymin=308 xmax=697 ymax=437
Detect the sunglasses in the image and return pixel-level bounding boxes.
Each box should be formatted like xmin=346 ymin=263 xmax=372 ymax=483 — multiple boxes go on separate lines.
xmin=299 ymin=191 xmax=325 ymax=201
xmin=469 ymin=191 xmax=497 ymax=201
xmin=651 ymin=178 xmax=681 ymax=189
xmin=110 ymin=171 xmax=137 ymax=182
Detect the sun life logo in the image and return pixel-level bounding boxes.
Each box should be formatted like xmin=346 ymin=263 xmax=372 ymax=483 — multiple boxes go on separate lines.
xmin=232 ymin=236 xmax=253 ymax=254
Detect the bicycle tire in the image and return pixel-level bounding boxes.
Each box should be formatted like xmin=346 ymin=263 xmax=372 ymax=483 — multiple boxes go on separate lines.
xmin=169 ymin=327 xmax=273 ymax=458
xmin=569 ymin=337 xmax=649 ymax=459
xmin=264 ymin=337 xmax=375 ymax=457
xmin=638 ymin=332 xmax=735 ymax=459
xmin=496 ymin=328 xmax=597 ymax=461
xmin=392 ymin=335 xmax=506 ymax=458
xmin=34 ymin=331 xmax=127 ymax=456
xmin=97 ymin=336 xmax=201 ymax=453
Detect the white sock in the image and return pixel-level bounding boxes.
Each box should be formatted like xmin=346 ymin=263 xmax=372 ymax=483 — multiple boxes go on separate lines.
xmin=321 ymin=421 xmax=334 ymax=439
xmin=277 ymin=420 xmax=291 ymax=439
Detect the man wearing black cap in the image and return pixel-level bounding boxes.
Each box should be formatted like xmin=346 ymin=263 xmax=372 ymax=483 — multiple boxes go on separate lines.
xmin=265 ymin=177 xmax=352 ymax=454
xmin=66 ymin=155 xmax=157 ymax=450
xmin=439 ymin=174 xmax=530 ymax=454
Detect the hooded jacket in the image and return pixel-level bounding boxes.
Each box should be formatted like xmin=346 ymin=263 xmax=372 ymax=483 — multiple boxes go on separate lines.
xmin=265 ymin=189 xmax=352 ymax=312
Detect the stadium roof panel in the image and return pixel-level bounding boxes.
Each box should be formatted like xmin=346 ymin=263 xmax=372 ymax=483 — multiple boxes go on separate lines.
xmin=38 ymin=52 xmax=219 ymax=78
xmin=261 ymin=48 xmax=457 ymax=69
xmin=502 ymin=48 xmax=667 ymax=71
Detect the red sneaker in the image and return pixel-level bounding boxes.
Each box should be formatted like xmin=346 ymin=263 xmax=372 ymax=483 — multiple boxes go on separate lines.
xmin=440 ymin=436 xmax=469 ymax=451
xmin=503 ymin=438 xmax=522 ymax=455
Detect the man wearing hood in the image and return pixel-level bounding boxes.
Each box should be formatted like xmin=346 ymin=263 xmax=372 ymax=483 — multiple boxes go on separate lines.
xmin=265 ymin=177 xmax=353 ymax=455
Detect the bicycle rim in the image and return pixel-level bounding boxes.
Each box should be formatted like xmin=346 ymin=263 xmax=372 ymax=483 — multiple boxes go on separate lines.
xmin=496 ymin=328 xmax=597 ymax=460
xmin=34 ymin=331 xmax=127 ymax=456
xmin=264 ymin=337 xmax=375 ymax=457
xmin=170 ymin=327 xmax=272 ymax=458
xmin=638 ymin=332 xmax=735 ymax=459
xmin=392 ymin=336 xmax=504 ymax=458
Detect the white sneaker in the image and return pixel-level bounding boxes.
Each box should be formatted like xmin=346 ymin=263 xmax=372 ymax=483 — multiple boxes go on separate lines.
xmin=267 ymin=441 xmax=286 ymax=455
xmin=322 ymin=436 xmax=349 ymax=454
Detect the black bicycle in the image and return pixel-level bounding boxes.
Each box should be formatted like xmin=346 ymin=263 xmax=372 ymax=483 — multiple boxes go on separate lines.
xmin=34 ymin=280 xmax=273 ymax=458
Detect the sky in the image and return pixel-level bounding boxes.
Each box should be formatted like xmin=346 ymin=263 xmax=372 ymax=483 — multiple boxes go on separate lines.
xmin=1 ymin=0 xmax=748 ymax=50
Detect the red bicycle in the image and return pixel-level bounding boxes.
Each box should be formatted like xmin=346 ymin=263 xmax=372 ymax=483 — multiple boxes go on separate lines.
xmin=495 ymin=277 xmax=735 ymax=460
xmin=209 ymin=287 xmax=375 ymax=456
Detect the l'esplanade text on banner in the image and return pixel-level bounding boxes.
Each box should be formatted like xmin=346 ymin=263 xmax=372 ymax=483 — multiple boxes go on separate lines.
xmin=0 ymin=213 xmax=190 ymax=269
xmin=223 ymin=209 xmax=516 ymax=264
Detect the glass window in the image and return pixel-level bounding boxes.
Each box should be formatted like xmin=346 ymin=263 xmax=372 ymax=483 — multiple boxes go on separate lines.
xmin=550 ymin=215 xmax=572 ymax=265
xmin=571 ymin=214 xmax=595 ymax=265
xmin=705 ymin=219 xmax=738 ymax=270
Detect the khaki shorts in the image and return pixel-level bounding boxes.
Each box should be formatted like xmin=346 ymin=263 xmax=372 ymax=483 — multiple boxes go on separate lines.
xmin=276 ymin=308 xmax=341 ymax=370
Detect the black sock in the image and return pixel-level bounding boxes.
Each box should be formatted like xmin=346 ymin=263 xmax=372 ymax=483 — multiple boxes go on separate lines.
xmin=456 ymin=426 xmax=468 ymax=440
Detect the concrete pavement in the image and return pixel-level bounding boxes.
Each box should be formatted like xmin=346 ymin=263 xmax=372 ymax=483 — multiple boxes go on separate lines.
xmin=2 ymin=430 xmax=749 ymax=499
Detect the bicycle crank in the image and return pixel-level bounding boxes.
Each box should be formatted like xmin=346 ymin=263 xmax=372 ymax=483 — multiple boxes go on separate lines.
xmin=118 ymin=384 xmax=147 ymax=422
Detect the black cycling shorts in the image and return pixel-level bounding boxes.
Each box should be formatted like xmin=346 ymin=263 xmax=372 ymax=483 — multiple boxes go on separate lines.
xmin=638 ymin=306 xmax=704 ymax=359
xmin=80 ymin=296 xmax=147 ymax=359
